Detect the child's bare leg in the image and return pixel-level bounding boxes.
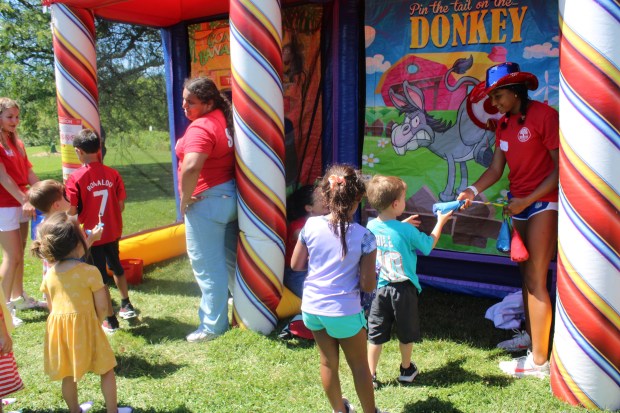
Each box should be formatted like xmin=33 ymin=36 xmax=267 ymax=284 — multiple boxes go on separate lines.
xmin=9 ymin=222 xmax=28 ymax=300
xmin=312 ymin=329 xmax=346 ymax=412
xmin=367 ymin=342 xmax=382 ymax=376
xmin=104 ymin=286 xmax=114 ymax=317
xmin=101 ymin=368 xmax=118 ymax=413
xmin=399 ymin=342 xmax=413 ymax=368
xmin=112 ymin=274 xmax=129 ymax=301
xmin=341 ymin=328 xmax=376 ymax=413
xmin=0 ymin=230 xmax=22 ymax=300
xmin=62 ymin=377 xmax=80 ymax=413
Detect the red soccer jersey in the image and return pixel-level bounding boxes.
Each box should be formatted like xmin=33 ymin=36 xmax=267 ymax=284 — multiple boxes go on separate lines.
xmin=0 ymin=139 xmax=32 ymax=207
xmin=495 ymin=101 xmax=559 ymax=202
xmin=175 ymin=109 xmax=235 ymax=196
xmin=65 ymin=162 xmax=126 ymax=246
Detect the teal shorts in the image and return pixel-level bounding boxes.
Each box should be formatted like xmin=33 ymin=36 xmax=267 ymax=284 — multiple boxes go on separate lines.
xmin=302 ymin=310 xmax=367 ymax=339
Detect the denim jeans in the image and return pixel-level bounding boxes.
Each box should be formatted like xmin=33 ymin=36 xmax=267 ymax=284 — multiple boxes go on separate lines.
xmin=185 ymin=180 xmax=238 ymax=335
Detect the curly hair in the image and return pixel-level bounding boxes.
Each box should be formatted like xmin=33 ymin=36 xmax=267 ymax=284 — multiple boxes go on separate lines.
xmin=319 ymin=164 xmax=367 ymax=258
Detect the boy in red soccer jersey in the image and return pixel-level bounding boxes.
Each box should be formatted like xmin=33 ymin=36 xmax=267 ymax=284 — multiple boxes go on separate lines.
xmin=65 ymin=129 xmax=137 ymax=333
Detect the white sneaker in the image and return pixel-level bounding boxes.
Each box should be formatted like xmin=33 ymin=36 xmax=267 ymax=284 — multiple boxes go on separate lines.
xmin=186 ymin=329 xmax=219 ymax=343
xmin=11 ymin=293 xmax=46 ymax=311
xmin=497 ymin=329 xmax=531 ymax=352
xmin=79 ymin=400 xmax=94 ymax=412
xmin=499 ymin=350 xmax=549 ymax=378
xmin=7 ymin=303 xmax=23 ymax=328
xmin=117 ymin=406 xmax=133 ymax=413
xmin=333 ymin=398 xmax=356 ymax=413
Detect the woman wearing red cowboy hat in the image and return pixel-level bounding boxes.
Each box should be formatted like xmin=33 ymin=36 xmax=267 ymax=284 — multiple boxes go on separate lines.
xmin=458 ymin=62 xmax=559 ymax=379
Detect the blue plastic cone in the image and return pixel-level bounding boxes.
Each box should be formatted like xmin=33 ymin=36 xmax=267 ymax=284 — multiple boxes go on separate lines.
xmin=432 ymin=200 xmax=464 ymax=215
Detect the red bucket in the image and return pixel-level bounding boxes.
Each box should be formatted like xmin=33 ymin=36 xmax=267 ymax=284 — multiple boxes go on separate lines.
xmin=121 ymin=258 xmax=144 ymax=285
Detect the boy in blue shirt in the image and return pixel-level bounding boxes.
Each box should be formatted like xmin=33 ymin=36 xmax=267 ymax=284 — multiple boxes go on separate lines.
xmin=366 ymin=175 xmax=452 ymax=387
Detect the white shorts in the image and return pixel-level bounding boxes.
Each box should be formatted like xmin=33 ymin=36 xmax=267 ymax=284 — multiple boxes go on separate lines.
xmin=0 ymin=207 xmax=22 ymax=232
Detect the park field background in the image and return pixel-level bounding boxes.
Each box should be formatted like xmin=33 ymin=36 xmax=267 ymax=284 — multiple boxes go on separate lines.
xmin=7 ymin=132 xmax=594 ymax=412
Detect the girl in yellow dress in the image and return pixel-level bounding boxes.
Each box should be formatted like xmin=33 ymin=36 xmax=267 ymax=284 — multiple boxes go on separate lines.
xmin=32 ymin=212 xmax=132 ymax=413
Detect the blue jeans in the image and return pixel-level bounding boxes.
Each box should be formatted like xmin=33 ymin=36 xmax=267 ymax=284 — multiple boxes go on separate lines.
xmin=185 ymin=180 xmax=238 ymax=335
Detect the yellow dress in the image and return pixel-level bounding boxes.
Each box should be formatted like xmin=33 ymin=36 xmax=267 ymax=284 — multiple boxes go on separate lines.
xmin=40 ymin=262 xmax=116 ymax=381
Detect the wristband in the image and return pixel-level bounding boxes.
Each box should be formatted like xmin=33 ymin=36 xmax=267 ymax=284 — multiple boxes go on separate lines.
xmin=466 ymin=185 xmax=479 ymax=197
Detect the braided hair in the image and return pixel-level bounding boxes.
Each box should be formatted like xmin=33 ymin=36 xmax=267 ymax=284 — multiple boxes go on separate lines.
xmin=183 ymin=77 xmax=234 ymax=136
xmin=319 ymin=164 xmax=367 ymax=258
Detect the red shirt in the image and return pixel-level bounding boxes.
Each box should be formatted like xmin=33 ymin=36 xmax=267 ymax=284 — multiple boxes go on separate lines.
xmin=65 ymin=161 xmax=126 ymax=246
xmin=495 ymin=101 xmax=559 ymax=202
xmin=175 ymin=109 xmax=235 ymax=196
xmin=285 ymin=216 xmax=307 ymax=267
xmin=0 ymin=139 xmax=31 ymax=207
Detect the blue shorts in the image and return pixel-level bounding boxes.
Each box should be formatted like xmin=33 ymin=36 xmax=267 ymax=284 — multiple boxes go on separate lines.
xmin=508 ymin=192 xmax=558 ymax=221
xmin=302 ymin=310 xmax=367 ymax=339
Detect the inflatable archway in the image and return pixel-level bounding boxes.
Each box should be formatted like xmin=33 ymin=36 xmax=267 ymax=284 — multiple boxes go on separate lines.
xmin=42 ymin=0 xmax=619 ymax=409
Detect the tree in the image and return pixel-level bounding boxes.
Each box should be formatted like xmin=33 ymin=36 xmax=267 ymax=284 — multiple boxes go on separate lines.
xmin=0 ymin=0 xmax=167 ymax=146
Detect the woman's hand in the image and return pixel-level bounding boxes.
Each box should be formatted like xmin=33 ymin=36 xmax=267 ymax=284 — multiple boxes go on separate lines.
xmin=456 ymin=187 xmax=476 ymax=209
xmin=504 ymin=197 xmax=528 ymax=216
xmin=181 ymin=195 xmax=204 ymax=214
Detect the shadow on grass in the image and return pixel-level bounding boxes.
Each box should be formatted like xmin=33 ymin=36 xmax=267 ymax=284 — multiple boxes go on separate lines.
xmin=419 ymin=287 xmax=508 ymax=350
xmin=128 ymin=316 xmax=196 ymax=343
xmin=402 ymin=396 xmax=464 ymax=413
xmin=114 ymin=162 xmax=175 ymax=203
xmin=135 ymin=407 xmax=193 ymax=413
xmin=136 ymin=278 xmax=199 ymax=298
xmin=115 ymin=353 xmax=184 ymax=379
xmin=376 ymin=358 xmax=511 ymax=391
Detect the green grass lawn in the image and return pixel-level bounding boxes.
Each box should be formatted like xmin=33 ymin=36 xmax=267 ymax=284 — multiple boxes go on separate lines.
xmin=8 ymin=137 xmax=594 ymax=412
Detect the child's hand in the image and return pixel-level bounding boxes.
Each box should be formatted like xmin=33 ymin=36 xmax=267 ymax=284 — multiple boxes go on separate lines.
xmin=402 ymin=214 xmax=421 ymax=227
xmin=436 ymin=209 xmax=453 ymax=225
xmin=86 ymin=223 xmax=104 ymax=245
xmin=0 ymin=333 xmax=13 ymax=355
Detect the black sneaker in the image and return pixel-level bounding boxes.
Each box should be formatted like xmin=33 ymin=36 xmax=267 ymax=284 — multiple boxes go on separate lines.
xmin=372 ymin=373 xmax=379 ymax=389
xmin=119 ymin=303 xmax=137 ymax=319
xmin=102 ymin=317 xmax=120 ymax=334
xmin=398 ymin=362 xmax=419 ymax=383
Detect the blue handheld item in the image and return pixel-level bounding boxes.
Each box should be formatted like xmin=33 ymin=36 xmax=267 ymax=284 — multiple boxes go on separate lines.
xmin=432 ymin=200 xmax=464 ymax=215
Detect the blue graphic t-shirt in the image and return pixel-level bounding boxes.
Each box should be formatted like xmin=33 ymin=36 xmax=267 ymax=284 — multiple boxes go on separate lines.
xmin=366 ymin=218 xmax=434 ymax=292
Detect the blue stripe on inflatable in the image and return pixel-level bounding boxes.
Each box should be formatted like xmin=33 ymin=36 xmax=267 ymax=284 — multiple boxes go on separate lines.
xmin=235 ymin=268 xmax=278 ymax=327
xmin=233 ymin=110 xmax=285 ymax=175
xmin=557 ymin=297 xmax=620 ymax=387
xmin=560 ymin=75 xmax=620 ymax=149
xmin=560 ymin=191 xmax=620 ymax=270
xmin=161 ymin=24 xmax=189 ymax=222
xmin=238 ymin=197 xmax=285 ymax=253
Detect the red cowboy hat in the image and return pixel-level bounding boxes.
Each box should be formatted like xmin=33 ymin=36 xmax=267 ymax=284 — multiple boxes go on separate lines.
xmin=470 ymin=62 xmax=538 ymax=102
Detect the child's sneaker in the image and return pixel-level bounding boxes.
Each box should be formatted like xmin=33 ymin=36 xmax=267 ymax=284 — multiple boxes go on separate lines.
xmin=499 ymin=350 xmax=549 ymax=378
xmin=102 ymin=317 xmax=120 ymax=334
xmin=11 ymin=293 xmax=46 ymax=311
xmin=497 ymin=329 xmax=531 ymax=352
xmin=119 ymin=303 xmax=137 ymax=319
xmin=117 ymin=407 xmax=133 ymax=413
xmin=334 ymin=398 xmax=355 ymax=413
xmin=7 ymin=303 xmax=23 ymax=328
xmin=398 ymin=362 xmax=418 ymax=383
xmin=372 ymin=373 xmax=379 ymax=389
xmin=79 ymin=401 xmax=93 ymax=412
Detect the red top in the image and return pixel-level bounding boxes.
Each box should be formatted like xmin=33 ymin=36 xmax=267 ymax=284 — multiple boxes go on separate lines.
xmin=495 ymin=101 xmax=559 ymax=202
xmin=65 ymin=162 xmax=126 ymax=246
xmin=0 ymin=139 xmax=31 ymax=207
xmin=285 ymin=216 xmax=307 ymax=268
xmin=175 ymin=109 xmax=235 ymax=196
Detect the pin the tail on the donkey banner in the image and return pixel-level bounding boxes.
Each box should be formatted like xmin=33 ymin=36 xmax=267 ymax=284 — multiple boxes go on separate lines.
xmin=230 ymin=0 xmax=286 ymax=334
xmin=49 ymin=4 xmax=100 ymax=179
xmin=552 ymin=1 xmax=620 ymax=409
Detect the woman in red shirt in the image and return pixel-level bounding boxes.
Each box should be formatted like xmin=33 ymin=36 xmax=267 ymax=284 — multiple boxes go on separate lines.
xmin=0 ymin=98 xmax=40 ymax=327
xmin=175 ymin=78 xmax=238 ymax=343
xmin=459 ymin=63 xmax=558 ymax=379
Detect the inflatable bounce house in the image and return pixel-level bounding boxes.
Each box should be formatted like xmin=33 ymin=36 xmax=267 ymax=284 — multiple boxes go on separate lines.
xmin=41 ymin=0 xmax=618 ymax=409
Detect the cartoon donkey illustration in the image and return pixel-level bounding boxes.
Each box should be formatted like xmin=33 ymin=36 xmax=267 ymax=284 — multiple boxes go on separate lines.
xmin=390 ymin=56 xmax=498 ymax=201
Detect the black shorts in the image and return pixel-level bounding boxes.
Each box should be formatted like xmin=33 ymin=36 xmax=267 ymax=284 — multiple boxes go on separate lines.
xmin=367 ymin=281 xmax=421 ymax=345
xmin=89 ymin=240 xmax=124 ymax=285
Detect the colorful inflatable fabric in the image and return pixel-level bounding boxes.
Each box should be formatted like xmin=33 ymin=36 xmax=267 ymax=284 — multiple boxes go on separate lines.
xmin=552 ymin=0 xmax=620 ymax=409
xmin=229 ymin=0 xmax=287 ymax=334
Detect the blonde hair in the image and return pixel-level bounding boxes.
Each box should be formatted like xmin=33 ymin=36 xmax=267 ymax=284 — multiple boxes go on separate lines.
xmin=366 ymin=175 xmax=407 ymax=212
xmin=31 ymin=212 xmax=88 ymax=263
xmin=0 ymin=97 xmax=25 ymax=156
